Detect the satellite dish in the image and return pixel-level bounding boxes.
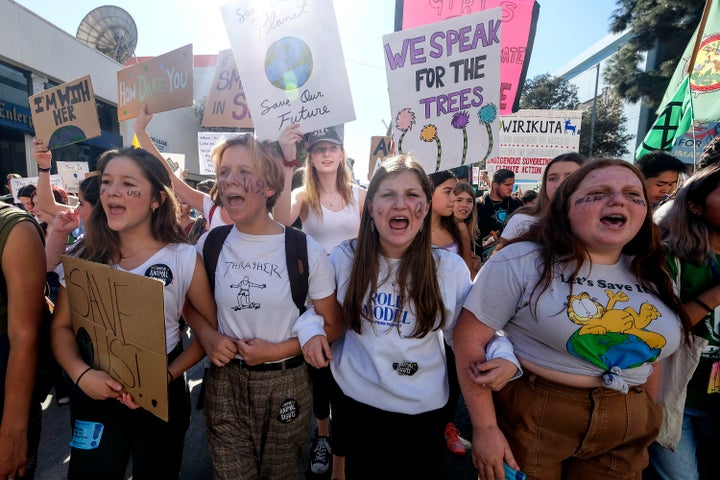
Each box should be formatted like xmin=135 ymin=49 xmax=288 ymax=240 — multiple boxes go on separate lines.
xmin=76 ymin=6 xmax=138 ymax=64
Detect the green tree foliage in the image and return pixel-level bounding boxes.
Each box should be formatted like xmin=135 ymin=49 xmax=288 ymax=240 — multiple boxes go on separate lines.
xmin=519 ymin=74 xmax=579 ymax=109
xmin=579 ymin=94 xmax=633 ymax=158
xmin=605 ymin=0 xmax=704 ymax=109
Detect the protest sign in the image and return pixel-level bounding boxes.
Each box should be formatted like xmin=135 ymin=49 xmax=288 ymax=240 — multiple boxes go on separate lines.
xmin=29 ymin=75 xmax=101 ymax=150
xmin=202 ymin=49 xmax=254 ymax=129
xmin=163 ymin=153 xmax=186 ymax=178
xmin=61 ymin=256 xmax=169 ymax=421
xmin=10 ymin=175 xmax=64 ymax=203
xmin=221 ymin=0 xmax=355 ymax=139
xmin=368 ymin=136 xmax=392 ymax=181
xmin=399 ymin=0 xmax=539 ymax=116
xmin=197 ymin=132 xmax=242 ymax=175
xmin=486 ymin=109 xmax=582 ymax=189
xmin=671 ymin=121 xmax=720 ymax=166
xmin=117 ymin=44 xmax=194 ymax=121
xmin=384 ymin=9 xmax=502 ymax=173
xmin=57 ymin=161 xmax=90 ymax=194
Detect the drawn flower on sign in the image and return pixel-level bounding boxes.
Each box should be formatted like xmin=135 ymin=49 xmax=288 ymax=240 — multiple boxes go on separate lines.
xmin=451 ymin=111 xmax=470 ymax=166
xmin=394 ymin=108 xmax=416 ymax=154
xmin=478 ymin=104 xmax=498 ymax=167
xmin=420 ymin=124 xmax=443 ymax=172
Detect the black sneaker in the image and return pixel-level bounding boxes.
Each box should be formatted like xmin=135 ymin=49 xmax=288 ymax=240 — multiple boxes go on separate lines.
xmin=310 ymin=436 xmax=331 ymax=474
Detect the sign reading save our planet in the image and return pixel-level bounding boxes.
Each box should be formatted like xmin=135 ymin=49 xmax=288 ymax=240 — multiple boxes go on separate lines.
xmin=221 ymin=0 xmax=355 ymax=140
xmin=29 ymin=75 xmax=101 ymax=150
xmin=116 ymin=44 xmax=194 ymax=121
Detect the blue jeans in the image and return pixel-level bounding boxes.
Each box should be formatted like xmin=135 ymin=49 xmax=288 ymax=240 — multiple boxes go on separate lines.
xmin=647 ymin=406 xmax=720 ymax=480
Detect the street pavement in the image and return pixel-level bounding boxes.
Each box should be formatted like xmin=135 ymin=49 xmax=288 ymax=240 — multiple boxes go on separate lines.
xmin=36 ymin=358 xmax=479 ymax=479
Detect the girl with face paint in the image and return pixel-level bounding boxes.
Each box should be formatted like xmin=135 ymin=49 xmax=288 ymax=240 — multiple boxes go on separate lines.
xmin=274 ymin=124 xmax=365 ymax=478
xmin=187 ymin=135 xmax=343 ymax=480
xmin=455 ymin=159 xmax=688 ymax=480
xmin=50 ymin=147 xmax=218 ymax=479
xmin=327 ymin=155 xmax=519 ymax=478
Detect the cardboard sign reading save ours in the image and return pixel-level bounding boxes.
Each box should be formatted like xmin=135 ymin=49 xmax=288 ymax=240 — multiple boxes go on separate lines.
xmin=117 ymin=44 xmax=194 ymax=121
xmin=61 ymin=256 xmax=169 ymax=421
xmin=29 ymin=75 xmax=101 ymax=150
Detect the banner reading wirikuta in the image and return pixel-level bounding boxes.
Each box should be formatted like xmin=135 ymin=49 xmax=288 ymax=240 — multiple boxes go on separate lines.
xmin=384 ymin=9 xmax=502 ymax=173
xmin=221 ymin=0 xmax=355 ymax=140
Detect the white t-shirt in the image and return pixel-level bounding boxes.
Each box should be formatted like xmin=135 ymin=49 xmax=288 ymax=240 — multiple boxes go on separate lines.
xmin=329 ymin=240 xmax=472 ymax=414
xmin=499 ymin=212 xmax=537 ymax=241
xmin=58 ymin=243 xmax=198 ymax=354
xmin=202 ymin=194 xmax=229 ymax=230
xmin=463 ymin=241 xmax=683 ymax=390
xmin=196 ymin=226 xmax=335 ymax=359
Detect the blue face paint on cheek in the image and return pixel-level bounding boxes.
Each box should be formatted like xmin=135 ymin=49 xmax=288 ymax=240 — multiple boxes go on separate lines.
xmin=575 ymin=194 xmax=605 ymax=205
xmin=126 ymin=189 xmax=140 ymax=198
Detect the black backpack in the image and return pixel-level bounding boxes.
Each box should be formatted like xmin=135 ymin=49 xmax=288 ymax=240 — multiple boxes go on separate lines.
xmin=202 ymin=225 xmax=309 ymax=314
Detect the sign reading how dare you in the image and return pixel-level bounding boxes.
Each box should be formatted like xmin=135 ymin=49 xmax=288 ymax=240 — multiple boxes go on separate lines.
xmin=29 ymin=75 xmax=101 ymax=150
xmin=117 ymin=44 xmax=194 ymax=121
xmin=61 ymin=256 xmax=169 ymax=421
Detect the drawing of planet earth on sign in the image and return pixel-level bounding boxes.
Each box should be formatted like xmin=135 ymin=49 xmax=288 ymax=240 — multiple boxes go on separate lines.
xmin=265 ymin=36 xmax=313 ymax=90
xmin=48 ymin=125 xmax=87 ymax=149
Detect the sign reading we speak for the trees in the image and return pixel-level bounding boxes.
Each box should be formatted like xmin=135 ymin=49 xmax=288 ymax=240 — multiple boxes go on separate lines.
xmin=384 ymin=9 xmax=502 ymax=174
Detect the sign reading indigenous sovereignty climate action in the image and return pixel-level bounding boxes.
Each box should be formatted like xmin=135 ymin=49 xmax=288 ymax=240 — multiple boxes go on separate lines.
xmin=399 ymin=0 xmax=539 ymax=117
xmin=29 ymin=75 xmax=101 ymax=150
xmin=221 ymin=0 xmax=355 ymax=140
xmin=61 ymin=256 xmax=169 ymax=421
xmin=487 ymin=109 xmax=582 ymax=188
xmin=202 ymin=49 xmax=254 ymax=129
xmin=384 ymin=9 xmax=501 ymax=173
xmin=117 ymin=44 xmax=194 ymax=121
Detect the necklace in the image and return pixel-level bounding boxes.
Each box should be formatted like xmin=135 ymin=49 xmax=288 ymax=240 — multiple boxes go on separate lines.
xmin=322 ymin=191 xmax=341 ymax=208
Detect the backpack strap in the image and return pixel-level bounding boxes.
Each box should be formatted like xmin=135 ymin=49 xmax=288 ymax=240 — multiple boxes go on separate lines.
xmin=284 ymin=226 xmax=309 ymax=314
xmin=208 ymin=203 xmax=218 ymax=225
xmin=202 ymin=225 xmax=233 ymax=294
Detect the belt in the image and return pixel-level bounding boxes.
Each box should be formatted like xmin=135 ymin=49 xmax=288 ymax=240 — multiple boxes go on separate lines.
xmin=229 ymin=355 xmax=305 ymax=371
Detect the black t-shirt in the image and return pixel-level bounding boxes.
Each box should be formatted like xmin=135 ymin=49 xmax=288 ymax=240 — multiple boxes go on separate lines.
xmin=476 ymin=194 xmax=523 ymax=241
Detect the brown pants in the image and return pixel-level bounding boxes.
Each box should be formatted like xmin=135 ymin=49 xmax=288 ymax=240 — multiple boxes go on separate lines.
xmin=495 ymin=373 xmax=662 ymax=480
xmin=204 ymin=362 xmax=311 ymax=480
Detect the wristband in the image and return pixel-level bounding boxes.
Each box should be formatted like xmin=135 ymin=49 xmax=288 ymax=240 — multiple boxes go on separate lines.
xmin=282 ymin=156 xmax=301 ymax=168
xmin=75 ymin=366 xmax=93 ymax=386
xmin=693 ymin=297 xmax=714 ymax=314
xmin=38 ymin=167 xmax=51 ymax=173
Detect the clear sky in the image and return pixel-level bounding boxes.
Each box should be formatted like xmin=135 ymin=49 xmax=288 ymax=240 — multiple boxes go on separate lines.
xmin=14 ymin=0 xmax=618 ymax=179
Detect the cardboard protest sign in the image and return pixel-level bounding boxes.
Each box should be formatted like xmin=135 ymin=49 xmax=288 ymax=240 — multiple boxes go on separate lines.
xmin=10 ymin=175 xmax=64 ymax=203
xmin=487 ymin=109 xmax=582 ymax=189
xmin=202 ymin=50 xmax=254 ymax=129
xmin=368 ymin=136 xmax=392 ymax=181
xmin=57 ymin=161 xmax=91 ymax=194
xmin=384 ymin=9 xmax=502 ymax=173
xmin=61 ymin=256 xmax=169 ymax=421
xmin=117 ymin=44 xmax=194 ymax=121
xmin=221 ymin=0 xmax=355 ymax=140
xmin=29 ymin=76 xmax=101 ymax=150
xmin=400 ymin=0 xmax=539 ymax=116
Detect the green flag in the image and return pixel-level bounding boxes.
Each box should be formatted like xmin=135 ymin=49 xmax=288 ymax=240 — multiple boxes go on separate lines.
xmin=636 ymin=76 xmax=693 ymax=159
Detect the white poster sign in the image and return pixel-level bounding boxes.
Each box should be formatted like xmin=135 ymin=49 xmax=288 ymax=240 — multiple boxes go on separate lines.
xmin=384 ymin=9 xmax=502 ymax=173
xmin=197 ymin=132 xmax=244 ymax=176
xmin=56 ymin=162 xmax=90 ymax=194
xmin=11 ymin=175 xmax=64 ymax=203
xmin=221 ymin=0 xmax=356 ymax=140
xmin=487 ymin=109 xmax=583 ymax=188
xmin=163 ymin=153 xmax=186 ymax=178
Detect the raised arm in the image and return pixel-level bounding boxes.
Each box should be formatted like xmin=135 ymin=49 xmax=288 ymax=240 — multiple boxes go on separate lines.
xmin=32 ymin=139 xmax=67 ymax=217
xmin=0 ymin=220 xmax=46 ymax=480
xmin=133 ymin=104 xmax=206 ymax=212
xmin=273 ymin=124 xmax=305 ymax=226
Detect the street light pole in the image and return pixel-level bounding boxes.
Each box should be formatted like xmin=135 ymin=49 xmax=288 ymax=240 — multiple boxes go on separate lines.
xmin=589 ymin=62 xmax=600 ymax=157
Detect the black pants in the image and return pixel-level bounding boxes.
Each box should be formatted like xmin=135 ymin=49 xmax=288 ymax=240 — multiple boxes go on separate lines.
xmin=67 ymin=345 xmax=191 ymax=480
